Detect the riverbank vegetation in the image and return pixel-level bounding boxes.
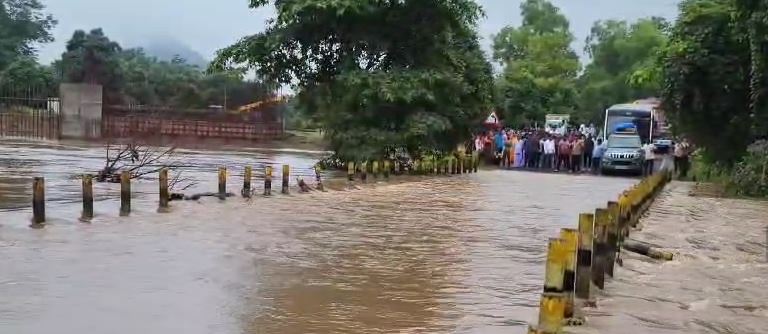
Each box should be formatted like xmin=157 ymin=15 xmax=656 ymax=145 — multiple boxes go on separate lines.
xmin=3 ymin=0 xmax=766 ymax=195
xmin=212 ymin=0 xmax=495 ymax=162
xmin=653 ymin=0 xmax=768 ymax=197
xmin=0 ymin=1 xmax=273 ymax=109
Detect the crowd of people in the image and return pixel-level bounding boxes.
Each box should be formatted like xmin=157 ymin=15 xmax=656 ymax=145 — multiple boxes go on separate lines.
xmin=472 ymin=125 xmax=607 ymax=174
xmin=471 ymin=125 xmax=695 ymax=178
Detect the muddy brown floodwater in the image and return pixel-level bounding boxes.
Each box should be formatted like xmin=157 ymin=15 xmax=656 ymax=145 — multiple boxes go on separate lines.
xmin=575 ymin=182 xmax=768 ymax=334
xmin=0 ymin=139 xmax=639 ymax=334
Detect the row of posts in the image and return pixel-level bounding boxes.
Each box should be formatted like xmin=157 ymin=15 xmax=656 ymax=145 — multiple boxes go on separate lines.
xmin=346 ymin=153 xmax=480 ymax=182
xmin=529 ymin=170 xmax=672 ymax=334
xmin=31 ymin=154 xmax=481 ymax=225
xmin=31 ymin=164 xmax=307 ymax=225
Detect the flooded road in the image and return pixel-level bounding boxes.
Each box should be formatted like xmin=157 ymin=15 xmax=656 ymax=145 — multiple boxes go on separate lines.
xmin=577 ymin=182 xmax=768 ymax=334
xmin=0 ymin=140 xmax=639 ymax=333
xmin=0 ymin=138 xmax=327 ymax=211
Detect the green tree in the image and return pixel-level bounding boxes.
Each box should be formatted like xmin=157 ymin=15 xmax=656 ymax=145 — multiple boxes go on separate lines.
xmin=0 ymin=0 xmax=56 ymax=70
xmin=734 ymin=0 xmax=768 ymax=138
xmin=0 ymin=56 xmax=55 ymax=88
xmin=212 ymin=0 xmax=494 ymax=161
xmin=578 ymin=18 xmax=669 ymax=123
xmin=660 ymin=0 xmax=753 ymax=164
xmin=58 ymin=28 xmax=124 ymax=102
xmin=493 ymin=0 xmax=580 ymax=126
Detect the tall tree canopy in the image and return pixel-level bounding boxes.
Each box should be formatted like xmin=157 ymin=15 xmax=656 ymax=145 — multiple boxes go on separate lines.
xmin=660 ymin=0 xmax=768 ymax=164
xmin=55 ymin=28 xmax=272 ymax=109
xmin=57 ymin=28 xmax=124 ymax=102
xmin=0 ymin=0 xmax=56 ymax=70
xmin=578 ymin=18 xmax=669 ymax=122
xmin=212 ymin=0 xmax=494 ymax=160
xmin=492 ymin=0 xmax=580 ymax=126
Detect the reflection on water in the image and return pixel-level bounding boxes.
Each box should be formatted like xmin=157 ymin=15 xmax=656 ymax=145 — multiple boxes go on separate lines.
xmin=1 ymin=140 xmax=638 ymax=334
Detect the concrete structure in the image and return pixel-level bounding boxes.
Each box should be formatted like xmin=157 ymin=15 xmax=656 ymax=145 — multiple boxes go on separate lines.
xmin=59 ymin=83 xmax=103 ymax=139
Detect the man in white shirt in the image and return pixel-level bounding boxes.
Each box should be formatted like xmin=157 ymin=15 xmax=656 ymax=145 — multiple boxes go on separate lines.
xmin=541 ymin=136 xmax=556 ymax=170
xmin=642 ymin=142 xmax=656 ymax=176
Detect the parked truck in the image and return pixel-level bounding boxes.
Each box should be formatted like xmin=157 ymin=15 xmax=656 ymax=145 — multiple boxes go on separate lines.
xmin=545 ymin=114 xmax=570 ymax=135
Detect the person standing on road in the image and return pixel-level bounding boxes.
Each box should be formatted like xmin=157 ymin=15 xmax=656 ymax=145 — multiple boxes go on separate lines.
xmin=557 ymin=136 xmax=572 ymax=172
xmin=674 ymin=138 xmax=691 ymax=179
xmin=525 ymin=134 xmax=539 ymax=168
xmin=514 ymin=134 xmax=525 ymax=168
xmin=592 ymin=138 xmax=606 ymax=174
xmin=542 ymin=136 xmax=556 ymax=170
xmin=583 ymin=135 xmax=595 ymax=170
xmin=642 ymin=141 xmax=656 ymax=176
xmin=570 ymin=136 xmax=584 ymax=173
xmin=494 ymin=130 xmax=505 ymax=162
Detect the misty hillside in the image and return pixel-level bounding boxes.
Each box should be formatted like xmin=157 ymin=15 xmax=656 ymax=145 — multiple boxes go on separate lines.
xmin=139 ymin=37 xmax=209 ymax=68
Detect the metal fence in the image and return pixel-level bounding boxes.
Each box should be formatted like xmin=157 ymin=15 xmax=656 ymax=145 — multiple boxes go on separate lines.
xmin=0 ymin=84 xmax=61 ymax=139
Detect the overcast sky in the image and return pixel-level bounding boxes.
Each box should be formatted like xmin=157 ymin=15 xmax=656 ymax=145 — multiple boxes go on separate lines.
xmin=36 ymin=0 xmax=680 ymax=65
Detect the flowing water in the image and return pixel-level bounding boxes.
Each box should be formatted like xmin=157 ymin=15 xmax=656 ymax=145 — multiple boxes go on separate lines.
xmin=576 ymin=182 xmax=768 ymax=334
xmin=7 ymin=139 xmax=759 ymax=334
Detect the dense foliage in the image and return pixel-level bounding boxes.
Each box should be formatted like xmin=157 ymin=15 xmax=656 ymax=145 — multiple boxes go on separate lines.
xmin=0 ymin=0 xmax=55 ymax=70
xmin=0 ymin=0 xmax=56 ymax=87
xmin=212 ymin=0 xmax=495 ymax=161
xmin=492 ymin=0 xmax=580 ymax=125
xmin=731 ymin=140 xmax=768 ymax=196
xmin=660 ymin=0 xmax=767 ymax=164
xmin=578 ymin=18 xmax=669 ymax=123
xmin=54 ymin=29 xmax=272 ymax=108
xmin=1 ymin=0 xmax=272 ymax=110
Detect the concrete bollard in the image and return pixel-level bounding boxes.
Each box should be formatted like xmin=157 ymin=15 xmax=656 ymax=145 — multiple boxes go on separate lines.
xmin=592 ymin=208 xmax=610 ymax=290
xmin=264 ymin=166 xmax=273 ymax=196
xmin=383 ymin=160 xmax=390 ymax=179
xmin=531 ymin=293 xmax=566 ymax=334
xmin=32 ymin=177 xmax=45 ymax=225
xmin=360 ymin=161 xmax=368 ymax=182
xmin=282 ymin=165 xmax=290 ymax=194
xmin=372 ymin=161 xmax=380 ymax=179
xmin=315 ymin=165 xmax=324 ymax=191
xmin=120 ymin=171 xmax=131 ymax=216
xmin=543 ymin=238 xmax=566 ymax=294
xmin=158 ymin=168 xmax=169 ymax=212
xmin=575 ymin=213 xmax=594 ymax=300
xmin=347 ymin=162 xmax=355 ymax=181
xmin=618 ymin=192 xmax=631 ymax=240
xmin=82 ymin=174 xmax=94 ymax=221
xmin=243 ymin=166 xmax=253 ymax=198
xmin=218 ymin=167 xmax=227 ymax=199
xmin=606 ymin=201 xmax=620 ymax=277
xmin=560 ymin=228 xmax=578 ymax=318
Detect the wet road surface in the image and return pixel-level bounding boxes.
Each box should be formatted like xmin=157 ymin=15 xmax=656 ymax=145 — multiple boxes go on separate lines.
xmin=2 ymin=140 xmax=640 ymax=333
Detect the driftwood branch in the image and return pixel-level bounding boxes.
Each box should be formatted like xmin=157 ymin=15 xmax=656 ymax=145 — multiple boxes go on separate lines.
xmin=96 ymin=143 xmax=180 ymax=183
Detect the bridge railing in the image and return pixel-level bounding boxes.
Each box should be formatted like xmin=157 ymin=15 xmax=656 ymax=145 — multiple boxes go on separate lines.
xmin=527 ymin=169 xmax=673 ymax=334
xmin=26 ymin=154 xmax=482 ymax=227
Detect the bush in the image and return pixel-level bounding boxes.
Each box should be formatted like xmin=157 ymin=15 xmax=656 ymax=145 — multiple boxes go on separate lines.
xmin=730 ymin=140 xmax=768 ymax=198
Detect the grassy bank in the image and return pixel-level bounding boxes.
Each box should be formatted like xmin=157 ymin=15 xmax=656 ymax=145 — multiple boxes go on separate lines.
xmin=686 ymin=141 xmax=768 ymax=199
